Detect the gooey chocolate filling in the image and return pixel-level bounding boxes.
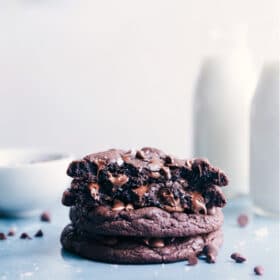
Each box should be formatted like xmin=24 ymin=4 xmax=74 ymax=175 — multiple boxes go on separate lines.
xmin=63 ymin=147 xmax=228 ymax=214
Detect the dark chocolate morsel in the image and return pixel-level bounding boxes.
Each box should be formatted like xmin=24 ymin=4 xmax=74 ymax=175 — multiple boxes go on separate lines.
xmin=254 ymin=266 xmax=264 ymax=275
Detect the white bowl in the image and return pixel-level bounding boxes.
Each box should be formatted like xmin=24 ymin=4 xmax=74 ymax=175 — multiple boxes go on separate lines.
xmin=0 ymin=149 xmax=73 ymax=216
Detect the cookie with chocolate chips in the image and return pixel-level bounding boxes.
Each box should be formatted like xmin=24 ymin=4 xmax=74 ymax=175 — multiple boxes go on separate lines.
xmin=61 ymin=224 xmax=223 ymax=264
xmin=61 ymin=147 xmax=229 ymax=264
xmin=69 ymin=206 xmax=224 ymax=238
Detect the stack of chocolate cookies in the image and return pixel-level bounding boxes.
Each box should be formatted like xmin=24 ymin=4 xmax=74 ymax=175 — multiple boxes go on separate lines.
xmin=61 ymin=147 xmax=228 ymax=264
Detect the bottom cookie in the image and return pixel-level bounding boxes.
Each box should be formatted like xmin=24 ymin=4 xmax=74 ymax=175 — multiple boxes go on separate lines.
xmin=61 ymin=224 xmax=223 ymax=264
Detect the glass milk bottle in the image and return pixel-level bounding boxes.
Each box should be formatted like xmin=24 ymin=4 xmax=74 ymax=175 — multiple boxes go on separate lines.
xmin=250 ymin=62 xmax=279 ymax=216
xmin=193 ymin=34 xmax=256 ymax=198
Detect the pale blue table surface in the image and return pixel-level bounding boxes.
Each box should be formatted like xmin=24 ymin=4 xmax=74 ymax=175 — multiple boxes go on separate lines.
xmin=0 ymin=197 xmax=279 ymax=280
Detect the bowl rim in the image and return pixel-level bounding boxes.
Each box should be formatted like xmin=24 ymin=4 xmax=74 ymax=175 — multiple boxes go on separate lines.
xmin=0 ymin=148 xmax=73 ymax=169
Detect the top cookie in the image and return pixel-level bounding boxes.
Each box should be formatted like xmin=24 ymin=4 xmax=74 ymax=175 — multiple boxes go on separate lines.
xmin=63 ymin=147 xmax=229 ymax=214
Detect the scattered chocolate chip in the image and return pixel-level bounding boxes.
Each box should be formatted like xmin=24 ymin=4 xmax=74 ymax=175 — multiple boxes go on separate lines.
xmin=20 ymin=233 xmax=32 ymax=240
xmin=203 ymin=244 xmax=218 ymax=263
xmin=0 ymin=233 xmax=7 ymax=240
xmin=187 ymin=254 xmax=198 ymax=266
xmin=40 ymin=211 xmax=51 ymax=222
xmin=112 ymin=199 xmax=125 ymax=211
xmin=7 ymin=228 xmax=16 ymax=236
xmin=230 ymin=252 xmax=246 ymax=263
xmin=254 ymin=266 xmax=264 ymax=276
xmin=149 ymin=238 xmax=165 ymax=248
xmin=34 ymin=230 xmax=43 ymax=238
xmin=237 ymin=214 xmax=249 ymax=227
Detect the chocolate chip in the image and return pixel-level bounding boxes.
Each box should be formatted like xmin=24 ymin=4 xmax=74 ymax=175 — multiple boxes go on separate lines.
xmin=237 ymin=214 xmax=249 ymax=227
xmin=20 ymin=233 xmax=32 ymax=240
xmin=230 ymin=252 xmax=246 ymax=263
xmin=185 ymin=159 xmax=193 ymax=169
xmin=88 ymin=183 xmax=100 ymax=200
xmin=191 ymin=192 xmax=207 ymax=215
xmin=203 ymin=245 xmax=218 ymax=263
xmin=0 ymin=233 xmax=7 ymax=240
xmin=164 ymin=155 xmax=174 ymax=164
xmin=254 ymin=266 xmax=264 ymax=276
xmin=125 ymin=203 xmax=134 ymax=211
xmin=133 ymin=185 xmax=148 ymax=198
xmin=207 ymin=207 xmax=216 ymax=215
xmin=40 ymin=211 xmax=51 ymax=222
xmin=148 ymin=159 xmax=162 ymax=172
xmin=7 ymin=229 xmax=16 ymax=236
xmin=136 ymin=150 xmax=145 ymax=160
xmin=149 ymin=238 xmax=165 ymax=248
xmin=187 ymin=254 xmax=198 ymax=266
xmin=108 ymin=173 xmax=129 ymax=187
xmin=112 ymin=199 xmax=125 ymax=211
xmin=150 ymin=171 xmax=161 ymax=179
xmin=93 ymin=158 xmax=106 ymax=171
xmin=34 ymin=230 xmax=43 ymax=238
xmin=161 ymin=166 xmax=171 ymax=180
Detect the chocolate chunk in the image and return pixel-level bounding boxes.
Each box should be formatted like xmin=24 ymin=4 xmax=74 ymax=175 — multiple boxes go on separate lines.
xmin=150 ymin=171 xmax=161 ymax=179
xmin=237 ymin=214 xmax=249 ymax=227
xmin=112 ymin=199 xmax=125 ymax=211
xmin=40 ymin=211 xmax=51 ymax=222
xmin=125 ymin=203 xmax=134 ymax=211
xmin=254 ymin=266 xmax=264 ymax=276
xmin=133 ymin=185 xmax=148 ymax=198
xmin=88 ymin=183 xmax=100 ymax=200
xmin=34 ymin=230 xmax=43 ymax=237
xmin=203 ymin=244 xmax=218 ymax=263
xmin=164 ymin=155 xmax=174 ymax=164
xmin=136 ymin=150 xmax=145 ymax=160
xmin=7 ymin=229 xmax=16 ymax=236
xmin=187 ymin=254 xmax=198 ymax=266
xmin=108 ymin=173 xmax=129 ymax=187
xmin=148 ymin=238 xmax=165 ymax=248
xmin=148 ymin=159 xmax=162 ymax=172
xmin=20 ymin=233 xmax=32 ymax=240
xmin=0 ymin=233 xmax=7 ymax=240
xmin=161 ymin=166 xmax=171 ymax=180
xmin=230 ymin=252 xmax=246 ymax=263
xmin=191 ymin=192 xmax=207 ymax=214
xmin=207 ymin=207 xmax=216 ymax=215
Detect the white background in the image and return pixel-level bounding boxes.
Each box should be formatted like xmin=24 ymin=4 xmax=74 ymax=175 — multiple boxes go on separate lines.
xmin=0 ymin=0 xmax=279 ymax=157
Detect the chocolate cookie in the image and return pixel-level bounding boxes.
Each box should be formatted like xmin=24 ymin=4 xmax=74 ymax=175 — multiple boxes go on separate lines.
xmin=69 ymin=206 xmax=224 ymax=238
xmin=63 ymin=147 xmax=228 ymax=215
xmin=61 ymin=147 xmax=229 ymax=264
xmin=61 ymin=224 xmax=223 ymax=264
